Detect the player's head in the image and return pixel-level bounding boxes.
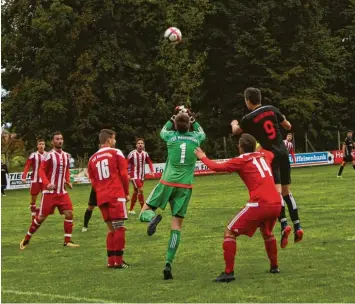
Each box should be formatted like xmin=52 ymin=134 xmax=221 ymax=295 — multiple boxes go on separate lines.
xmin=244 ymin=87 xmax=261 ymax=110
xmin=51 ymin=131 xmax=63 ymax=149
xmin=136 ymin=138 xmax=145 ymax=151
xmin=286 ymin=133 xmax=293 ymax=142
xmin=36 ymin=139 xmax=45 ymax=153
xmin=347 ymin=130 xmax=353 ymax=138
xmin=238 ymin=133 xmax=257 ymax=154
xmin=99 ymin=129 xmax=116 ymax=148
xmin=174 ymin=113 xmax=190 ymax=133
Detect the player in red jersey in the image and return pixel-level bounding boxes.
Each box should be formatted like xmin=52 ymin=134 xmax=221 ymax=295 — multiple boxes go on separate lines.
xmin=195 ymin=134 xmax=281 ymax=282
xmin=127 ymin=138 xmax=155 ymax=214
xmin=88 ymin=129 xmax=130 ymax=268
xmin=284 ymin=133 xmax=296 ymax=164
xmin=22 ymin=139 xmax=47 ymax=220
xmin=20 ymin=132 xmax=79 ymax=249
xmin=231 ymin=87 xmax=303 ymax=248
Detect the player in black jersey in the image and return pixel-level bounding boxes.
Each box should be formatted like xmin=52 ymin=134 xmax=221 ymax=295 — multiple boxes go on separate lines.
xmin=231 ymin=87 xmax=304 ymax=248
xmin=82 ymin=187 xmax=97 ymax=232
xmin=337 ymin=130 xmax=355 ymax=177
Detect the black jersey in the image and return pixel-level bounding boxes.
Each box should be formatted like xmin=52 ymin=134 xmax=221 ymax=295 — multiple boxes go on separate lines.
xmin=344 ymin=136 xmax=354 ymax=156
xmin=239 ymin=105 xmax=288 ymax=157
xmin=1 ymin=163 xmax=9 ymax=186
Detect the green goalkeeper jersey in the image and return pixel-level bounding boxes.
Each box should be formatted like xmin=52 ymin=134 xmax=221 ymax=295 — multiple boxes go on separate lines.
xmin=159 ymin=120 xmax=206 ymax=188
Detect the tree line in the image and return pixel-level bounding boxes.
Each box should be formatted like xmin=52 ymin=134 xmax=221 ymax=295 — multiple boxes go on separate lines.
xmin=2 ymin=0 xmax=355 ymax=162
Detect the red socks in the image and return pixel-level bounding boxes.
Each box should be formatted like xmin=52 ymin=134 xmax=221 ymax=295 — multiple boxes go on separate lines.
xmin=25 ymin=217 xmax=42 ymax=241
xmin=64 ymin=217 xmax=73 ymax=243
xmin=106 ymin=231 xmax=115 ymax=266
xmin=129 ymin=192 xmax=138 ymax=211
xmin=264 ymin=236 xmax=278 ymax=267
xmin=138 ymin=193 xmax=144 ymax=207
xmin=223 ymin=237 xmax=236 ymax=273
xmin=113 ymin=227 xmax=125 ymax=265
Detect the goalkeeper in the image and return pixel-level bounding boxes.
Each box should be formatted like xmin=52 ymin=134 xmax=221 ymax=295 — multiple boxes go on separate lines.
xmin=139 ymin=106 xmax=206 ymax=280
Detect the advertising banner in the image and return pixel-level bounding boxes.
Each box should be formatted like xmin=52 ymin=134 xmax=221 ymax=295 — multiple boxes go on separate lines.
xmin=330 ymin=150 xmax=355 ymax=165
xmin=289 ymin=152 xmax=334 ymax=167
xmin=5 ymin=152 xmax=336 ymax=190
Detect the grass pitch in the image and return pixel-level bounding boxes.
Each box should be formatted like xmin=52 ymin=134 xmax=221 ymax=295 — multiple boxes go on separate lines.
xmin=1 ymin=166 xmax=355 ymax=303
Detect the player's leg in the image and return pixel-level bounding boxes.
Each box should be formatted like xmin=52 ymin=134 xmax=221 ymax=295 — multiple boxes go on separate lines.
xmin=29 ymin=183 xmax=41 ymax=220
xmin=352 ymin=158 xmax=355 ymax=171
xmin=137 ymin=180 xmax=145 ymax=208
xmin=107 ymin=199 xmax=129 ymax=268
xmin=82 ymin=187 xmax=97 ymax=231
xmin=215 ymin=204 xmax=260 ymax=282
xmin=259 ymin=207 xmax=280 ymax=273
xmin=20 ymin=194 xmax=50 ymax=249
xmin=1 ymin=184 xmax=6 ymax=196
xmin=140 ymin=184 xmax=170 ymax=236
xmin=280 ymin=155 xmax=303 ymax=243
xmin=163 ymin=188 xmax=191 ymax=280
xmin=337 ymin=160 xmax=347 ymax=177
xmin=59 ymin=194 xmax=79 ymax=247
xmin=272 ymin=157 xmax=291 ymax=247
xmin=128 ymin=180 xmax=138 ymax=214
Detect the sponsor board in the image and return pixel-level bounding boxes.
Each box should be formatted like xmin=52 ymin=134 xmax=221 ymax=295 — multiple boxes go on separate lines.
xmin=331 ymin=150 xmax=355 ymax=164
xmin=289 ymin=152 xmax=334 ymax=167
xmin=5 ymin=153 xmax=336 ymax=190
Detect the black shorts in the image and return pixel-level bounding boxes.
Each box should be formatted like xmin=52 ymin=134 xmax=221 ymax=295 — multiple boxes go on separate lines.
xmin=88 ymin=187 xmax=97 ymax=207
xmin=343 ymin=155 xmax=354 ymax=162
xmin=272 ymin=153 xmax=291 ymax=185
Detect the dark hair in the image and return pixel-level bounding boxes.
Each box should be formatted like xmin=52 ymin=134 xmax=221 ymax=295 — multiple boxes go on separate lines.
xmin=51 ymin=131 xmax=62 ymax=140
xmin=287 ymin=133 xmax=293 ymax=137
xmin=244 ymin=87 xmax=261 ymax=105
xmin=239 ymin=133 xmax=257 ymax=153
xmin=99 ymin=129 xmax=115 ymax=144
xmin=136 ymin=138 xmax=144 ymax=143
xmin=175 ymin=113 xmax=190 ymax=133
xmin=37 ymin=138 xmax=45 ymax=144
xmin=348 ymin=130 xmax=353 ymax=133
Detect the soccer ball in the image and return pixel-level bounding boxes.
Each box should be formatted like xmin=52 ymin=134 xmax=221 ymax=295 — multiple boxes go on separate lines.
xmin=175 ymin=105 xmax=189 ymax=114
xmin=164 ymin=27 xmax=182 ymax=43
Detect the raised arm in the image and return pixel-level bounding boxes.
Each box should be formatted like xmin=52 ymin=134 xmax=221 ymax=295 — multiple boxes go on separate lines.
xmin=192 ymin=121 xmax=206 ymax=143
xmin=160 ymin=120 xmax=174 ymax=142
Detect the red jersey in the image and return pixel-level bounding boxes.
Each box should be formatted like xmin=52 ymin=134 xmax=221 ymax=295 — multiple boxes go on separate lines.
xmin=127 ymin=150 xmax=154 ymax=180
xmin=22 ymin=151 xmax=47 ymax=182
xmin=201 ymin=151 xmax=281 ymax=206
xmin=39 ymin=150 xmax=71 ymax=194
xmin=283 ymin=140 xmax=296 ymax=163
xmin=88 ymin=147 xmax=129 ymax=205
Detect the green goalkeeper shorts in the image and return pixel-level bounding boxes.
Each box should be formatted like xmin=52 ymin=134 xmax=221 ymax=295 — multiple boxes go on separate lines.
xmin=146 ymin=183 xmax=192 ymax=218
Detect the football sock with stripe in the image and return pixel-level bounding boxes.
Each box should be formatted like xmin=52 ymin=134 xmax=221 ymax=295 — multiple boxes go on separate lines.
xmin=113 ymin=227 xmax=125 ymax=265
xmin=139 ymin=210 xmax=155 ymax=222
xmin=64 ymin=216 xmax=73 ymax=243
xmin=25 ymin=216 xmax=42 ymax=241
xmin=283 ymin=193 xmax=301 ymax=231
xmin=83 ymin=209 xmax=93 ymax=228
xmin=278 ymin=195 xmax=288 ymax=230
xmin=223 ymin=237 xmax=236 ymax=274
xmin=107 ymin=231 xmax=115 ymax=266
xmin=166 ymin=230 xmax=181 ymax=265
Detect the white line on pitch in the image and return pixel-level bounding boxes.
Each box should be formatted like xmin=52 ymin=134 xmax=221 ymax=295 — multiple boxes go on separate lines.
xmin=2 ymin=290 xmax=114 ymax=303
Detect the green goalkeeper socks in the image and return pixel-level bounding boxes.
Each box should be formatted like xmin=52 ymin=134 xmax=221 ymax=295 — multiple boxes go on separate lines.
xmin=166 ymin=230 xmax=181 ymax=265
xmin=139 ymin=210 xmax=156 ymax=222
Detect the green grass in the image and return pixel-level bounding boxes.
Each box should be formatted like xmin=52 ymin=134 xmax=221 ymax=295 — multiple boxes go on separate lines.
xmin=2 ymin=165 xmax=355 ymax=303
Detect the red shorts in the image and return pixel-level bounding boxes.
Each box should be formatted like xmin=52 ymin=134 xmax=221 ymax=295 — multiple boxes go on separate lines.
xmin=30 ymin=182 xmax=43 ymax=196
xmin=227 ymin=203 xmax=281 ymax=237
xmin=99 ymin=198 xmax=127 ymax=221
xmin=39 ymin=193 xmax=73 ymax=217
xmin=131 ymin=179 xmax=144 ymax=189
